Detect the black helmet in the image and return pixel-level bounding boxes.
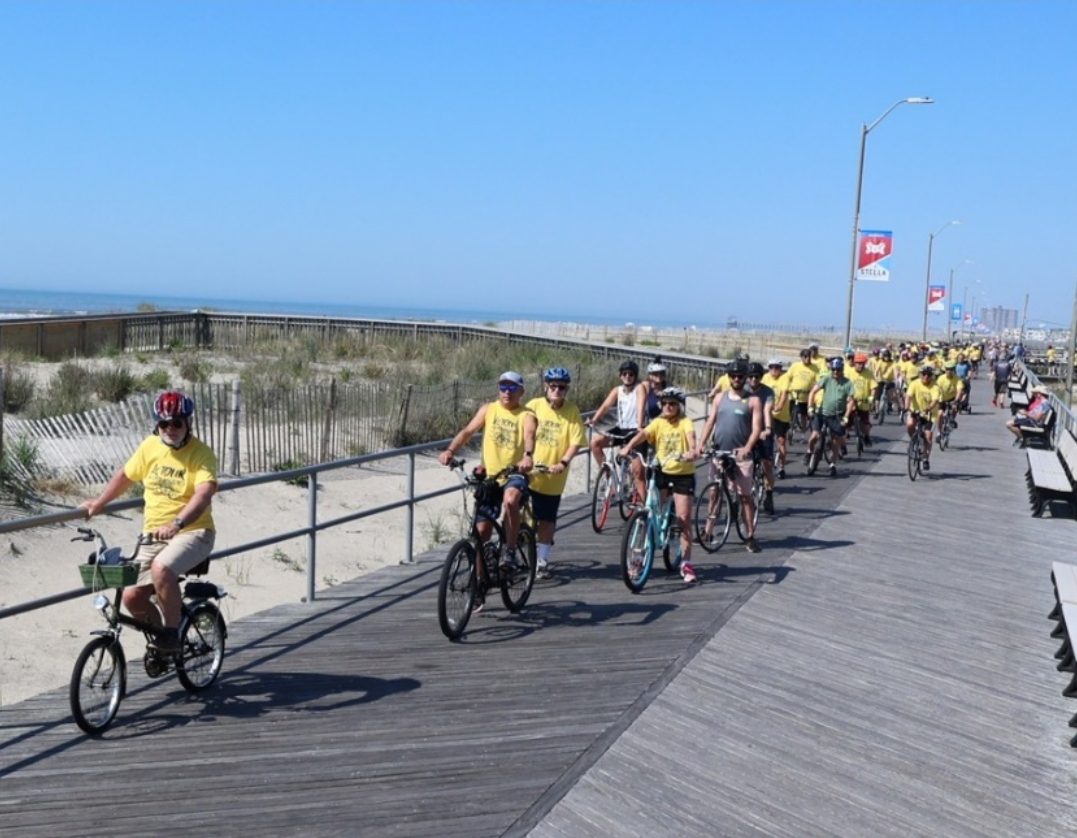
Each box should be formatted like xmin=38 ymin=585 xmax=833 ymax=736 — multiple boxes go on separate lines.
xmin=746 ymin=362 xmax=765 ymax=377
xmin=728 ymin=360 xmax=750 ymax=377
xmin=658 ymin=386 xmax=686 ymax=405
xmin=618 ymin=360 xmax=639 ymax=376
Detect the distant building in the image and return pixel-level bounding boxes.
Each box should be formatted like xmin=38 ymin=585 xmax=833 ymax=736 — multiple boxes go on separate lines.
xmin=981 ymin=305 xmax=1019 ymax=332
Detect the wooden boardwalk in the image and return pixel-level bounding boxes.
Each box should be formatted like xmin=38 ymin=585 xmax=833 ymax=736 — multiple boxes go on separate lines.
xmin=2 ymin=388 xmax=1074 ymax=835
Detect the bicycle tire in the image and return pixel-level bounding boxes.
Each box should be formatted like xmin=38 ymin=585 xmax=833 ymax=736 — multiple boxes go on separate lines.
xmin=590 ymin=464 xmax=614 ymax=533
xmin=620 ymin=509 xmax=654 ymax=593
xmin=938 ymin=424 xmax=949 ymax=451
xmin=907 ymin=436 xmax=921 ymax=481
xmin=694 ymin=481 xmax=732 ymax=553
xmin=177 ymin=602 xmax=226 ymax=692
xmin=438 ymin=538 xmax=477 ymax=641
xmin=618 ymin=460 xmax=638 ymax=520
xmin=661 ymin=510 xmax=682 ymax=572
xmin=807 ymin=442 xmax=822 ymax=475
xmin=70 ymin=636 xmax=126 ymax=735
xmin=752 ymin=461 xmax=765 ymax=525
xmin=501 ymin=525 xmax=537 ymax=612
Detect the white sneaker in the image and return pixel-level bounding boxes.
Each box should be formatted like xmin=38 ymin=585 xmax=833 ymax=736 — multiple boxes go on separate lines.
xmin=536 ymin=560 xmax=552 ymax=580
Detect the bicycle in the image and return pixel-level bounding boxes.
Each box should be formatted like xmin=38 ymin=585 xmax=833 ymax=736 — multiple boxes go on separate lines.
xmin=590 ymin=441 xmax=643 ymax=533
xmin=805 ymin=416 xmax=835 ymax=475
xmin=437 ymin=460 xmax=538 ymax=641
xmin=907 ymin=413 xmax=932 ymax=481
xmin=694 ymin=449 xmax=756 ymax=553
xmin=619 ymin=454 xmax=688 ymax=593
xmin=937 ymin=404 xmax=957 ymax=451
xmin=69 ymin=527 xmax=227 ymax=735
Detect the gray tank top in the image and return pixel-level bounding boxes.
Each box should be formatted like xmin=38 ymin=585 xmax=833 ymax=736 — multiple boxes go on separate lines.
xmin=712 ymin=392 xmax=753 ymax=450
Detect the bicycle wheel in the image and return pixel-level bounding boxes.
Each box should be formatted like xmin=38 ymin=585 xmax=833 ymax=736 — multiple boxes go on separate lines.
xmin=873 ymin=399 xmax=885 ymax=425
xmin=177 ymin=602 xmax=226 ymax=692
xmin=752 ymin=462 xmax=765 ymax=524
xmin=855 ymin=425 xmax=864 ymax=457
xmin=590 ymin=464 xmax=614 ymax=533
xmin=807 ymin=442 xmax=822 ymax=475
xmin=620 ymin=509 xmax=654 ymax=593
xmin=937 ymin=423 xmax=949 ymax=451
xmin=501 ymin=525 xmax=536 ymax=612
xmin=694 ymin=481 xmax=732 ymax=553
xmin=70 ymin=636 xmax=126 ymax=735
xmin=907 ymin=436 xmax=921 ymax=481
xmin=438 ymin=538 xmax=477 ymax=640
xmin=662 ymin=514 xmax=682 ymax=572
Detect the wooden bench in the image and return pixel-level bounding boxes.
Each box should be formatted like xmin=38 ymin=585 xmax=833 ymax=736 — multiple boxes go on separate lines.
xmin=1025 ymin=430 xmax=1077 ymax=517
xmin=1048 ymin=561 xmax=1077 ymax=746
xmin=1018 ymin=404 xmax=1056 ymax=449
xmin=1008 ymin=369 xmax=1030 ymax=412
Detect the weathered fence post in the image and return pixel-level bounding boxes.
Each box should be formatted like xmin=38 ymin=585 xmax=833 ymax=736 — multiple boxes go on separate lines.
xmin=399 ymin=384 xmax=413 ymax=444
xmin=320 ymin=378 xmax=337 ymax=463
xmin=404 ymin=450 xmax=416 ymax=564
xmin=0 ymin=367 xmax=5 ymax=466
xmin=228 ymin=380 xmax=241 ymax=476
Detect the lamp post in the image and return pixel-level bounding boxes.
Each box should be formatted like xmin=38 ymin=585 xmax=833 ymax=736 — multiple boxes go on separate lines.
xmin=961 ymin=278 xmax=980 ymax=341
xmin=843 ymin=97 xmax=934 ymax=349
xmin=920 ymin=219 xmax=960 ymax=342
xmin=948 ymin=259 xmax=973 ymax=339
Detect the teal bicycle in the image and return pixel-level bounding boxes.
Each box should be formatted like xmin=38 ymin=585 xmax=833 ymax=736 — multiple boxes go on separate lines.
xmin=619 ymin=454 xmax=688 ymax=593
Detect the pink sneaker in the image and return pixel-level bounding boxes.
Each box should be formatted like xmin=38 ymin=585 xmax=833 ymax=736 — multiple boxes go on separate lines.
xmin=680 ymin=561 xmax=697 ymax=584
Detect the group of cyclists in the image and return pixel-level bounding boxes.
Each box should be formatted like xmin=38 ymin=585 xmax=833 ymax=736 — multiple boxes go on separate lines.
xmin=436 ymin=338 xmax=991 ymax=598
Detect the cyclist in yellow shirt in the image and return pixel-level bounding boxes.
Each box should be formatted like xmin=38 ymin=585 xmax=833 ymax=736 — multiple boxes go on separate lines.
xmin=934 ymin=361 xmax=965 ymax=434
xmin=846 ymin=352 xmax=876 ymax=446
xmin=762 ymin=358 xmax=791 ymax=479
xmin=439 ymin=371 xmax=538 ymax=602
xmin=905 ymin=366 xmax=941 ymax=472
xmin=786 ymin=348 xmax=818 ymax=434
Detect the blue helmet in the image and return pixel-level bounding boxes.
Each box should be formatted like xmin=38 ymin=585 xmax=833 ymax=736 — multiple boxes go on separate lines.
xmin=153 ymin=390 xmax=194 ymax=421
xmin=543 ymin=366 xmax=571 ymax=383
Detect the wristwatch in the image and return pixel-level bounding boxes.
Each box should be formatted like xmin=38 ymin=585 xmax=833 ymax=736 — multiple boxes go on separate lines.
xmin=172 ymin=516 xmax=186 ymax=529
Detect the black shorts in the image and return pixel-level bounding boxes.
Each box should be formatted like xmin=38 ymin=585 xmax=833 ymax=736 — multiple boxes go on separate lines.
xmin=772 ymin=418 xmax=789 ymax=439
xmin=529 ymin=490 xmax=562 ymax=523
xmin=812 ymin=413 xmax=846 ymax=437
xmin=602 ymin=426 xmax=637 ymax=445
xmin=656 ymin=470 xmax=695 ymax=496
xmin=755 ymin=436 xmax=774 ymax=461
xmin=993 ymin=379 xmax=1006 ymax=395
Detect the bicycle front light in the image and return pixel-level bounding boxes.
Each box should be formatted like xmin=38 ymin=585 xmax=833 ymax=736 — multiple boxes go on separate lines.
xmin=93 ymin=594 xmax=109 ymax=612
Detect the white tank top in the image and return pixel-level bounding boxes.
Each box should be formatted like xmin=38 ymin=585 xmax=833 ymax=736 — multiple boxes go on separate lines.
xmin=616 ymin=386 xmax=639 ymax=429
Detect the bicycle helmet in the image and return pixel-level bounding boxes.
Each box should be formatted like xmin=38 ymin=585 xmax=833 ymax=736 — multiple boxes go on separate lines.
xmin=853 ymin=352 xmax=868 ymax=364
xmin=657 ymin=386 xmax=686 ymax=404
xmin=618 ymin=360 xmax=639 ymax=376
xmin=920 ymin=365 xmax=936 ymax=376
xmin=767 ymin=357 xmax=784 ymax=369
xmin=153 ymin=390 xmax=194 ymax=422
xmin=728 ymin=359 xmax=750 ymax=377
xmin=828 ymin=357 xmax=844 ymax=371
xmin=543 ymin=366 xmax=571 ymax=383
xmin=647 ymin=358 xmax=667 ymax=374
xmin=746 ymin=362 xmax=765 ymax=377
xmin=882 ymin=349 xmax=892 ymax=360
xmin=943 ymin=360 xmax=957 ymax=370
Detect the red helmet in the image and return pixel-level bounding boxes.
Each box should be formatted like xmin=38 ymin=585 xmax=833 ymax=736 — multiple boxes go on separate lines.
xmin=153 ymin=391 xmax=194 ymax=422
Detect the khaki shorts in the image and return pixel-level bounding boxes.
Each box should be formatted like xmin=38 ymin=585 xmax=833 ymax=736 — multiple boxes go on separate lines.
xmin=135 ymin=529 xmax=215 ymax=587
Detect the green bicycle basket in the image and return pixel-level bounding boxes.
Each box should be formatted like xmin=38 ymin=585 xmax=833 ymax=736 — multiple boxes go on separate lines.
xmin=79 ymin=562 xmax=139 ymax=591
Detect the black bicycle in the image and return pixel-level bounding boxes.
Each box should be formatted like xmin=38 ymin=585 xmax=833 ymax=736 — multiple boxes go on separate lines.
xmin=437 ymin=461 xmax=538 ymax=641
xmin=806 ymin=417 xmax=835 ymax=475
xmin=69 ymin=528 xmax=227 ymax=735
xmin=907 ymin=414 xmax=932 ymax=480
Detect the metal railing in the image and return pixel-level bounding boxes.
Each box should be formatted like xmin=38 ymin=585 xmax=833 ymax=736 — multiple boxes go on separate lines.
xmin=0 ymin=388 xmax=714 ymax=622
xmin=1015 ymin=360 xmax=1075 ymax=444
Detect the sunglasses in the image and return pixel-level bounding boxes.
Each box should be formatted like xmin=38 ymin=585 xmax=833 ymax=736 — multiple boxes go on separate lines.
xmin=729 ymin=374 xmax=746 ymax=380
xmin=620 ymin=371 xmax=636 ymax=377
xmin=547 ymin=383 xmax=568 ymax=391
xmin=660 ymin=400 xmax=680 ymax=407
xmin=498 ymin=383 xmax=521 ymax=393
xmin=157 ymin=418 xmax=185 ymax=430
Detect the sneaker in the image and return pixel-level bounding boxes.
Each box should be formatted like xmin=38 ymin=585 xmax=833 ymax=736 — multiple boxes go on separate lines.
xmin=628 ymin=558 xmax=643 ymax=582
xmin=536 ymin=561 xmax=552 ymax=580
xmin=922 ymin=459 xmax=930 ymax=471
xmin=778 ymin=467 xmax=786 ymax=480
xmin=863 ymin=436 xmax=873 ymax=447
xmin=150 ymin=628 xmax=181 ymax=655
xmin=680 ymin=562 xmax=697 ymax=584
xmin=804 ymin=452 xmax=812 ymax=466
xmin=471 ymin=592 xmax=485 ymax=614
xmin=763 ymin=491 xmax=774 ymax=514
xmin=499 ymin=548 xmax=517 ymax=573
xmin=828 ymin=463 xmax=837 ymax=477
xmin=952 ymin=420 xmax=958 ymax=429
xmin=746 ymin=537 xmax=762 ymax=554
xmin=991 ymin=397 xmax=997 ymax=406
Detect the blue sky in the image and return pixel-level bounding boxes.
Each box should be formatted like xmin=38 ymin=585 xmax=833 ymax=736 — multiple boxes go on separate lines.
xmin=1 ymin=1 xmax=1073 ymax=333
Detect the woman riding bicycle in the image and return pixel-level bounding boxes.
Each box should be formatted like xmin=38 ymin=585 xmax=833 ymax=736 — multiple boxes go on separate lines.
xmin=621 ymin=386 xmax=699 ymax=583
xmin=81 ymin=391 xmax=218 ymax=654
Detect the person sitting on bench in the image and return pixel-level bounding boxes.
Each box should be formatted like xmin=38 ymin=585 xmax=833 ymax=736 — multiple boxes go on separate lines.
xmin=1006 ymin=384 xmax=1051 ymax=444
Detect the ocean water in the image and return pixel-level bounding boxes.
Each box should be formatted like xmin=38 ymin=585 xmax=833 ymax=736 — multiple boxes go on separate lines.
xmin=0 ymin=287 xmax=711 ymax=330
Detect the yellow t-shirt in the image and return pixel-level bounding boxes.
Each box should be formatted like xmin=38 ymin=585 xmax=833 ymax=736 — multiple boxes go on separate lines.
xmin=762 ymin=371 xmax=791 ymax=422
xmin=907 ymin=379 xmax=941 ymax=415
xmin=786 ymin=361 xmax=817 ymax=396
xmin=970 ymin=346 xmax=983 ymax=361
xmin=811 ymin=357 xmax=828 ymax=376
xmin=526 ymin=397 xmax=587 ymax=496
xmin=642 ymin=416 xmax=696 ymax=476
xmin=846 ymin=367 xmax=876 ymax=409
xmin=124 ymin=435 xmax=217 ymax=533
xmin=1048 ymin=348 xmax=1057 ymax=363
xmin=482 ymin=401 xmax=533 ymax=476
xmin=873 ymin=359 xmax=895 ymax=382
xmin=936 ymin=372 xmax=960 ymax=402
xmin=899 ymin=360 xmax=920 ymax=383
xmin=712 ymin=373 xmax=732 ymax=394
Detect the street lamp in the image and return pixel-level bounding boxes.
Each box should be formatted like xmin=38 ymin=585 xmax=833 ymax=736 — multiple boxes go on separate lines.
xmin=947 ymin=259 xmax=973 ymax=338
xmin=961 ymin=278 xmax=981 ymax=341
xmin=920 ymin=219 xmax=960 ymax=342
xmin=843 ymin=96 xmax=934 ymax=349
